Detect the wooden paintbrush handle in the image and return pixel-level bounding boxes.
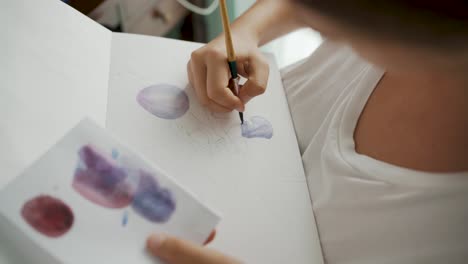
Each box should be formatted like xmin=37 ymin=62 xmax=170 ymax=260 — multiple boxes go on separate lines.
xmin=219 ymin=0 xmax=236 ymax=62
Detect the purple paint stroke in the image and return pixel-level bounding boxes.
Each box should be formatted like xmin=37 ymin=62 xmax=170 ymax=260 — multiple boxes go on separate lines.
xmin=131 ymin=170 xmax=176 ymax=223
xmin=137 ymin=84 xmax=190 ymax=120
xmin=72 ymin=145 xmax=134 ymax=209
xmin=72 ymin=144 xmax=176 ymax=224
xmin=241 ymin=116 xmax=273 ymax=139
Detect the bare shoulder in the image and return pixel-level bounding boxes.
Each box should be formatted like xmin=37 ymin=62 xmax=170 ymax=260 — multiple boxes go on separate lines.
xmin=354 ymin=74 xmax=468 ymax=173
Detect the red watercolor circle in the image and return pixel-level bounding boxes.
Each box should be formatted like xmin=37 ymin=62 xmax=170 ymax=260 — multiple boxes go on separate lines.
xmin=21 ymin=195 xmax=74 ymax=238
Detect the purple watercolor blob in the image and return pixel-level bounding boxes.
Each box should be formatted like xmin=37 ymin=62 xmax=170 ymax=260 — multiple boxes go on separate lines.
xmin=137 ymin=84 xmax=190 ymax=120
xmin=131 ymin=171 xmax=176 ymax=223
xmin=21 ymin=195 xmax=74 ymax=238
xmin=241 ymin=116 xmax=274 ymax=139
xmin=72 ymin=145 xmax=134 ymax=209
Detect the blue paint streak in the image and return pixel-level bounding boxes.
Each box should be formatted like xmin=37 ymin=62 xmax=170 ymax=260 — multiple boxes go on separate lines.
xmin=111 ymin=149 xmax=119 ymax=160
xmin=122 ymin=210 xmax=129 ymax=227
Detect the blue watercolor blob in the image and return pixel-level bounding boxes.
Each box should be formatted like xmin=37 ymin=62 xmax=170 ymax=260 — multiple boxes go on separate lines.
xmin=122 ymin=210 xmax=129 ymax=227
xmin=131 ymin=171 xmax=176 ymax=223
xmin=137 ymin=84 xmax=190 ymax=120
xmin=241 ymin=116 xmax=273 ymax=139
xmin=111 ymin=149 xmax=119 ymax=160
xmin=72 ymin=145 xmax=134 ymax=209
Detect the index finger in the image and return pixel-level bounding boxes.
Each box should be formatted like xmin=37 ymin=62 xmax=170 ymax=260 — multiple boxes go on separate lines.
xmin=188 ymin=59 xmax=231 ymax=113
xmin=206 ymin=57 xmax=244 ymax=112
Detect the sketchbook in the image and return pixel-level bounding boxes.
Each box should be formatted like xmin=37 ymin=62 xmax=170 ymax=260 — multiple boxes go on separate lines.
xmin=0 ymin=0 xmax=323 ymax=263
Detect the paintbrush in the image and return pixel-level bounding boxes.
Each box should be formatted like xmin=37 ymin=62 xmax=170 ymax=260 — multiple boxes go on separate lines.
xmin=219 ymin=0 xmax=244 ymax=124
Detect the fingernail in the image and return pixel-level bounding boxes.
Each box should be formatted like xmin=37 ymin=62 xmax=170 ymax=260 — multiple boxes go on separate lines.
xmin=147 ymin=234 xmax=167 ymax=253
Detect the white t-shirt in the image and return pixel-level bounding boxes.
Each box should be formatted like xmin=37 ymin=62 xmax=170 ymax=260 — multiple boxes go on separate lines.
xmin=281 ymin=42 xmax=468 ymax=264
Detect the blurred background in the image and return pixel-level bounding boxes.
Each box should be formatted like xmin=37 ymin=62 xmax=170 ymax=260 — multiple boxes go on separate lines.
xmin=65 ymin=0 xmax=322 ymax=67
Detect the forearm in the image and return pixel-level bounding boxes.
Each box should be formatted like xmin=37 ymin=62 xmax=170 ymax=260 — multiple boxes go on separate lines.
xmin=230 ymin=0 xmax=305 ymax=46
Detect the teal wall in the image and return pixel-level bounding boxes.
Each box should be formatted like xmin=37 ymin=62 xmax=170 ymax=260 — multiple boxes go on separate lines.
xmin=204 ymin=1 xmax=245 ymax=41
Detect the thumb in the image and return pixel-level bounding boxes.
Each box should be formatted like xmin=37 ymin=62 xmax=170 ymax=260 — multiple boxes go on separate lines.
xmin=237 ymin=52 xmax=269 ymax=104
xmin=147 ymin=234 xmax=239 ymax=264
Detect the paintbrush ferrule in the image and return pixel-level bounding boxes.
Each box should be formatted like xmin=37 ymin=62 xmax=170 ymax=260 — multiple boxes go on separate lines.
xmin=228 ymin=60 xmax=238 ymax=78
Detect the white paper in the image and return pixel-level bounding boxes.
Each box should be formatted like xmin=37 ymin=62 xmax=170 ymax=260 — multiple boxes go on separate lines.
xmin=0 ymin=0 xmax=112 ymax=188
xmin=0 ymin=119 xmax=220 ymax=264
xmin=106 ymin=33 xmax=323 ymax=263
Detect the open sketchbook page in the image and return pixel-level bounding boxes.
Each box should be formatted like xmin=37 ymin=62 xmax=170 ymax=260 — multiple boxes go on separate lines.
xmin=0 ymin=119 xmax=220 ymax=264
xmin=106 ymin=33 xmax=323 ymax=263
xmin=0 ymin=0 xmax=111 ymax=189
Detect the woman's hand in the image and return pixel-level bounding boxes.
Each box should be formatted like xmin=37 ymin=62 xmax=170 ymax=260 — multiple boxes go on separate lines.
xmin=147 ymin=233 xmax=242 ymax=264
xmin=187 ymin=33 xmax=270 ymax=113
xmin=186 ymin=0 xmax=304 ymax=113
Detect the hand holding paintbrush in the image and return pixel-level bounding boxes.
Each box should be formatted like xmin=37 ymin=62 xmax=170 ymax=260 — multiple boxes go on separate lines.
xmin=186 ymin=1 xmax=269 ymax=118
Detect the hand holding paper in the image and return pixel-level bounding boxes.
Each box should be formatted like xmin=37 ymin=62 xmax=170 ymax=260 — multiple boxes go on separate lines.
xmin=147 ymin=233 xmax=242 ymax=264
xmin=0 ymin=119 xmax=220 ymax=264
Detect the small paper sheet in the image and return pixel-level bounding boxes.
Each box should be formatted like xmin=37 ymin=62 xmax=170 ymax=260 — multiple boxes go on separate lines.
xmin=0 ymin=119 xmax=220 ymax=264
